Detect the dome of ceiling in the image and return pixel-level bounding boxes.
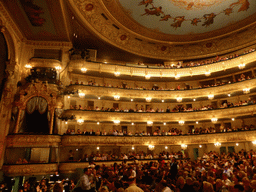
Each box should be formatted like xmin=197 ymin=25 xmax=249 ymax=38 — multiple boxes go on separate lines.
xmin=69 ymin=0 xmax=256 ymax=60
xmin=118 ymin=0 xmax=256 ymax=36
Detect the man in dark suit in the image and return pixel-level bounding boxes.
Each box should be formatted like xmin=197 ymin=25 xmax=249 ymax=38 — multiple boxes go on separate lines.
xmin=170 ymin=158 xmax=178 ymax=180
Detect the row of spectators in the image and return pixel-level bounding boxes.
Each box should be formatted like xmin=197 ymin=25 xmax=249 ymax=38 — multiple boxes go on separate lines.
xmin=65 ymin=124 xmax=255 ymax=136
xmin=69 ymin=72 xmax=253 ymax=91
xmin=69 ymin=98 xmax=255 ymax=112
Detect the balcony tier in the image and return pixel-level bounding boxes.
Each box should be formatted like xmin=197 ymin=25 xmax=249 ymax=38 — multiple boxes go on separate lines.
xmin=65 ymin=78 xmax=256 ymax=99
xmin=2 ymin=163 xmax=58 ymax=177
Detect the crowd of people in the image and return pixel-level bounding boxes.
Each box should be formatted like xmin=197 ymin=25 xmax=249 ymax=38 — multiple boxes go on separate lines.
xmin=69 ymin=98 xmax=255 ymax=113
xmin=65 ymin=123 xmax=255 ymax=137
xmin=10 ymin=149 xmax=256 ymax=192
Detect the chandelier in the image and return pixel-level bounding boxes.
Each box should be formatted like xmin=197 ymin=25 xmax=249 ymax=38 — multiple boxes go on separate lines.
xmin=211 ymin=118 xmax=218 ymax=123
xmin=77 ymin=118 xmax=84 ymax=125
xmin=238 ymin=63 xmax=245 ymax=69
xmin=81 ymin=68 xmax=87 ymax=73
xmin=114 ymin=95 xmax=120 ymax=100
xmin=147 ymin=121 xmax=153 ymax=125
xmin=214 ymin=142 xmax=221 ymax=147
xmin=178 ymin=120 xmax=185 ymax=125
xmin=113 ymin=120 xmax=120 ymax=124
xmin=208 ymin=95 xmax=214 ymax=100
xmin=148 ymin=145 xmax=155 ymax=150
xmin=176 ymin=97 xmax=182 ymax=102
xmin=146 ymin=97 xmax=152 ymax=102
xmin=114 ymin=72 xmax=120 ymax=77
xmin=145 ymin=74 xmax=151 ymax=80
xmin=181 ymin=144 xmax=187 ymax=149
xmin=243 ymin=88 xmax=250 ymax=94
xmin=78 ymin=92 xmax=85 ymax=98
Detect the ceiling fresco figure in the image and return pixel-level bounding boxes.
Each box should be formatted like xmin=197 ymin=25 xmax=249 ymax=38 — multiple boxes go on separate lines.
xmin=138 ymin=0 xmax=252 ymax=29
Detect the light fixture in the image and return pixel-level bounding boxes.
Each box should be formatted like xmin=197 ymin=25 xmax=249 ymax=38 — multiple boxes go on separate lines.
xmin=163 ymin=122 xmax=166 ymax=125
xmin=132 ymin=146 xmax=135 ymax=150
xmin=205 ymin=71 xmax=211 ymax=76
xmin=243 ymin=88 xmax=250 ymax=94
xmin=238 ymin=63 xmax=245 ymax=69
xmin=181 ymin=144 xmax=187 ymax=149
xmin=214 ymin=142 xmax=221 ymax=147
xmin=97 ymin=122 xmax=100 ymax=125
xmin=81 ymin=68 xmax=87 ymax=73
xmin=131 ymin=122 xmax=134 ymax=125
xmin=97 ymin=147 xmax=100 ymax=150
xmin=131 ymin=99 xmax=133 ymax=101
xmin=98 ymin=97 xmax=101 ymax=100
xmin=77 ymin=118 xmax=84 ymax=125
xmin=236 ymin=143 xmax=239 ymax=146
xmin=179 ymin=121 xmax=185 ymax=126
xmin=113 ymin=120 xmax=120 ymax=124
xmin=145 ymin=74 xmax=151 ymax=80
xmin=146 ymin=97 xmax=152 ymax=102
xmin=55 ymin=66 xmax=62 ymax=71
xmin=193 ymin=99 xmax=196 ymax=101
xmin=199 ymin=145 xmax=202 ymax=148
xmin=65 ymin=121 xmax=68 ymax=124
xmin=211 ymin=118 xmax=218 ymax=123
xmin=147 ymin=121 xmax=153 ymax=125
xmin=67 ymin=96 xmax=70 ymax=99
xmin=232 ymin=118 xmax=235 ymax=121
xmin=196 ymin=121 xmax=198 ymax=124
xmin=162 ymin=100 xmax=164 ymax=103
xmin=228 ymin=94 xmax=231 ymax=97
xmin=148 ymin=145 xmax=155 ymax=150
xmin=175 ymin=75 xmax=180 ymax=80
xmin=114 ymin=72 xmax=120 ymax=77
xmin=78 ymin=92 xmax=85 ymax=98
xmin=208 ymin=95 xmax=214 ymax=100
xmin=252 ymin=140 xmax=256 ymax=145
xmin=114 ymin=95 xmax=120 ymax=100
xmin=176 ymin=97 xmax=182 ymax=102
xmin=165 ymin=146 xmax=168 ymax=149
xmin=25 ymin=64 xmax=32 ymax=69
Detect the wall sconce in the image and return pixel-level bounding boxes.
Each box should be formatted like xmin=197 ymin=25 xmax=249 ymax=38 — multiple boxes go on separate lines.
xmin=238 ymin=63 xmax=245 ymax=69
xmin=205 ymin=71 xmax=211 ymax=76
xmin=77 ymin=118 xmax=84 ymax=125
xmin=163 ymin=122 xmax=166 ymax=125
xmin=113 ymin=120 xmax=120 ymax=124
xmin=162 ymin=100 xmax=164 ymax=103
xmin=199 ymin=145 xmax=202 ymax=148
xmin=214 ymin=142 xmax=221 ymax=147
xmin=114 ymin=95 xmax=120 ymax=100
xmin=146 ymin=97 xmax=152 ymax=102
xmin=131 ymin=99 xmax=133 ymax=101
xmin=114 ymin=72 xmax=120 ymax=77
xmin=208 ymin=95 xmax=214 ymax=100
xmin=132 ymin=146 xmax=135 ymax=150
xmin=97 ymin=147 xmax=100 ymax=150
xmin=78 ymin=92 xmax=85 ymax=98
xmin=236 ymin=143 xmax=239 ymax=146
xmin=243 ymin=88 xmax=250 ymax=94
xmin=97 ymin=122 xmax=100 ymax=125
xmin=196 ymin=121 xmax=198 ymax=124
xmin=211 ymin=118 xmax=218 ymax=123
xmin=147 ymin=121 xmax=153 ymax=125
xmin=176 ymin=97 xmax=182 ymax=102
xmin=181 ymin=144 xmax=187 ymax=149
xmin=131 ymin=122 xmax=134 ymax=125
xmin=145 ymin=74 xmax=151 ymax=80
xmin=179 ymin=121 xmax=185 ymax=126
xmin=165 ymin=146 xmax=168 ymax=149
xmin=98 ymin=97 xmax=101 ymax=100
xmin=25 ymin=64 xmax=32 ymax=69
xmin=252 ymin=140 xmax=256 ymax=145
xmin=81 ymin=68 xmax=87 ymax=73
xmin=148 ymin=145 xmax=155 ymax=150
xmin=232 ymin=118 xmax=235 ymax=121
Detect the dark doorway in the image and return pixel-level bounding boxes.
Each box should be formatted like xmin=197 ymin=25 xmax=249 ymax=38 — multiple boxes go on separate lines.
xmin=25 ymin=110 xmax=49 ymax=134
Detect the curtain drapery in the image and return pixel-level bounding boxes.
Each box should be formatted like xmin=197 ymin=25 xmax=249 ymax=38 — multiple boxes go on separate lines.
xmin=26 ymin=97 xmax=48 ymax=114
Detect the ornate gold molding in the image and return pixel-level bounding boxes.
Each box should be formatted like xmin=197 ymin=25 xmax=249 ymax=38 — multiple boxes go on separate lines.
xmin=69 ymin=0 xmax=256 ymax=60
xmin=69 ymin=51 xmax=256 ymax=78
xmin=28 ymin=58 xmax=62 ymax=68
xmin=61 ymin=131 xmax=256 ymax=146
xmin=3 ymin=163 xmax=58 ymax=177
xmin=62 ymin=104 xmax=256 ymax=122
xmin=25 ymin=40 xmax=72 ymax=48
xmin=66 ymin=78 xmax=256 ymax=99
xmin=6 ymin=135 xmax=61 ymax=147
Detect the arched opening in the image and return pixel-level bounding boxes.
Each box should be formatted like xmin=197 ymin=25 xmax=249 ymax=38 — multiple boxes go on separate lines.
xmin=0 ymin=32 xmax=8 ymax=100
xmin=20 ymin=97 xmax=50 ymax=134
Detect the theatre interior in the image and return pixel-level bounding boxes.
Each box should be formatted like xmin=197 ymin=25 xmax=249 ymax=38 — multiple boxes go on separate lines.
xmin=0 ymin=0 xmax=256 ymax=189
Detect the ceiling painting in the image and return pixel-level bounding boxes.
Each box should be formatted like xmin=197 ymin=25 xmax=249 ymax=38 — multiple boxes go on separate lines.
xmin=119 ymin=0 xmax=256 ymax=35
